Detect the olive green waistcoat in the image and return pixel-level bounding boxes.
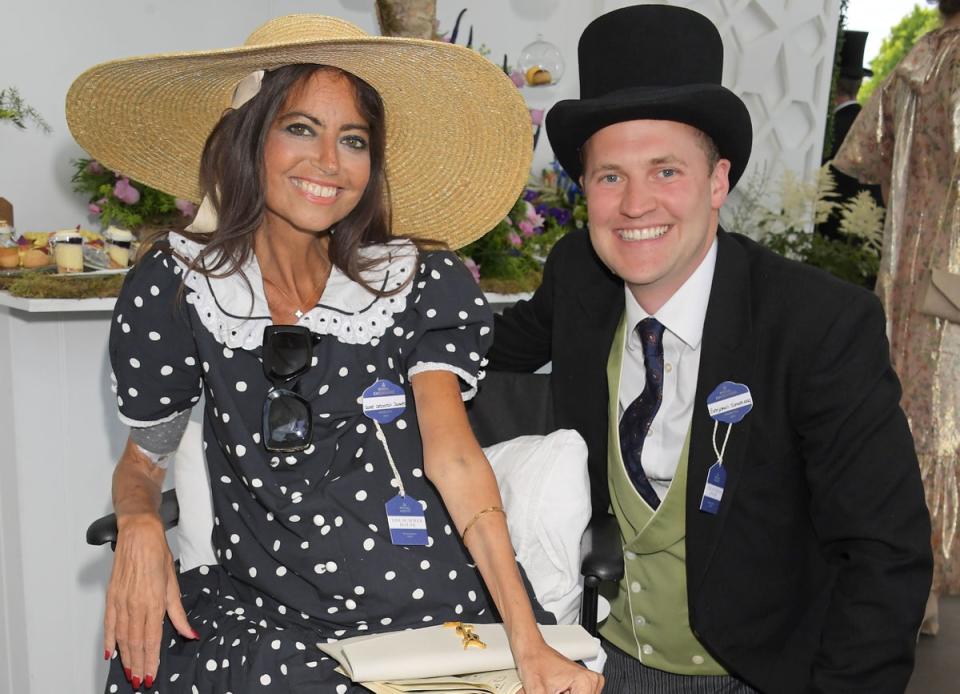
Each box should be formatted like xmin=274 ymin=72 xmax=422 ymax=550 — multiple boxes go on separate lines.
xmin=598 ymin=315 xmax=725 ymax=675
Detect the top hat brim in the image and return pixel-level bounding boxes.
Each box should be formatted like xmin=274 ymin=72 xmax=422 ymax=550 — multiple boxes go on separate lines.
xmin=546 ymin=83 xmax=753 ymax=188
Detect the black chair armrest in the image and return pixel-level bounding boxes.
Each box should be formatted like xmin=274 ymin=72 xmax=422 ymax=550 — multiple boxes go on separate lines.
xmin=86 ymin=488 xmax=181 ymax=550
xmin=579 ymin=513 xmax=624 ymax=635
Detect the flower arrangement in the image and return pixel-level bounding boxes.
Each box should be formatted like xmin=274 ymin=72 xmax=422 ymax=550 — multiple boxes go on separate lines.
xmin=460 ymin=162 xmax=587 ymax=293
xmin=71 ymin=158 xmax=196 ymax=232
xmin=725 ymin=164 xmax=883 ymax=288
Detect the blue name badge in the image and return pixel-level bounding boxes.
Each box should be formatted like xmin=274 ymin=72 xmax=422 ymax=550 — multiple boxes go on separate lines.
xmin=699 ymin=461 xmax=726 ymax=515
xmin=362 ymin=379 xmax=406 ymax=424
xmin=706 ymin=381 xmax=753 ymax=424
xmin=385 ymin=494 xmax=428 ymax=545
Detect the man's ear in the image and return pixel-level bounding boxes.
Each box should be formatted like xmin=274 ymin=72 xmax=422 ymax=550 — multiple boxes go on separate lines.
xmin=711 ymin=159 xmax=731 ymax=209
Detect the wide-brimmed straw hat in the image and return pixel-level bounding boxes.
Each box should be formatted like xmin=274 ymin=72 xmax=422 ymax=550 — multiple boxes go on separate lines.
xmin=546 ymin=5 xmax=752 ymax=187
xmin=66 ymin=15 xmax=533 ymax=249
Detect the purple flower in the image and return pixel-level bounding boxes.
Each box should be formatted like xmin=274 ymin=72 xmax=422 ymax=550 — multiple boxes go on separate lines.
xmin=88 ymin=203 xmax=102 ymax=216
xmin=550 ymin=207 xmax=572 ymax=226
xmin=175 ymin=198 xmax=198 ymax=218
xmin=113 ymin=177 xmax=140 ymax=205
xmin=509 ymin=70 xmax=525 ymax=88
xmin=529 ymin=108 xmax=544 ymax=126
xmin=463 ymin=257 xmax=481 ymax=283
xmin=507 ymin=231 xmax=523 ymax=248
xmin=86 ymin=160 xmax=104 ymax=174
xmin=522 ymin=189 xmax=538 ymax=202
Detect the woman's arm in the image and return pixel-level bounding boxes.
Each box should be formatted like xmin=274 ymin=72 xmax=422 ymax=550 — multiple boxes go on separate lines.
xmin=412 ymin=370 xmax=603 ymax=694
xmin=105 ymin=437 xmax=196 ymax=690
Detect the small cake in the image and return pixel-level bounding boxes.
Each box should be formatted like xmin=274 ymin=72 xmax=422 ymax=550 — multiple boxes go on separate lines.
xmin=0 ymin=246 xmax=18 ymax=268
xmin=21 ymin=248 xmax=52 ymax=268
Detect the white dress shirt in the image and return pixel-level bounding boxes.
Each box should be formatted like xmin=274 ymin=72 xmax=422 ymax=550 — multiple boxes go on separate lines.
xmin=617 ymin=239 xmax=717 ymax=501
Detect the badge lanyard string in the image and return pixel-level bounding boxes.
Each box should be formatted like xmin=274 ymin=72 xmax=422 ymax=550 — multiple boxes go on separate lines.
xmin=712 ymin=420 xmax=733 ymax=465
xmin=373 ymin=420 xmax=407 ymax=497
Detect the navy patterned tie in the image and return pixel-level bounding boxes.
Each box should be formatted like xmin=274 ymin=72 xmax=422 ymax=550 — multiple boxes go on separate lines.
xmin=619 ymin=317 xmax=666 ymax=509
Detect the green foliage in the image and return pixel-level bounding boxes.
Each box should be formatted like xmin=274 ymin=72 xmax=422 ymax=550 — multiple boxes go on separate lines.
xmin=0 ymin=87 xmax=51 ymax=133
xmin=460 ymin=162 xmax=586 ymax=293
xmin=763 ymin=227 xmax=880 ymax=287
xmin=859 ymin=5 xmax=941 ymax=102
xmin=71 ymin=158 xmax=182 ymax=231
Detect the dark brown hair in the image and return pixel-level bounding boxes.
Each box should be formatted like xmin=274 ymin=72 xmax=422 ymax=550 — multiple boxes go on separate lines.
xmin=179 ymin=64 xmax=405 ymax=295
xmin=932 ymin=0 xmax=960 ymax=18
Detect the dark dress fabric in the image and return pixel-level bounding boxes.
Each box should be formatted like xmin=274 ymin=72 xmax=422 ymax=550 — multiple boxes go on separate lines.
xmin=104 ymin=234 xmax=539 ymax=693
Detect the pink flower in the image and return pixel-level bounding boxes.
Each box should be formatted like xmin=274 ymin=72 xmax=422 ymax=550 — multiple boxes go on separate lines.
xmin=113 ymin=177 xmax=140 ymax=205
xmin=519 ymin=220 xmax=537 ymax=237
xmin=529 ymin=108 xmax=544 ymax=126
xmin=175 ymin=198 xmax=198 ymax=218
xmin=88 ymin=202 xmax=102 ymax=215
xmin=509 ymin=70 xmax=525 ymax=88
xmin=524 ymin=202 xmax=545 ymax=228
xmin=463 ymin=257 xmax=481 ymax=283
xmin=86 ymin=160 xmax=104 ymax=174
xmin=507 ymin=231 xmax=523 ymax=248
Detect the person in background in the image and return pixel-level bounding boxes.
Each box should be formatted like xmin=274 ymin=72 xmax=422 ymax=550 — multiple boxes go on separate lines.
xmin=835 ymin=0 xmax=960 ymax=637
xmin=490 ymin=4 xmax=932 ymax=692
xmin=818 ymin=29 xmax=884 ymax=254
xmin=66 ymin=14 xmax=602 ymax=693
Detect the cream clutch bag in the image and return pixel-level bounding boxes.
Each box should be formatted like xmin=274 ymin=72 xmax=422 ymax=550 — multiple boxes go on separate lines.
xmin=917 ymin=269 xmax=960 ymax=324
xmin=317 ymin=622 xmax=598 ymax=683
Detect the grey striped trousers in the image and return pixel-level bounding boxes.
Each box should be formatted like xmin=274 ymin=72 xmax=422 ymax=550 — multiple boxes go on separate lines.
xmin=602 ymin=641 xmax=761 ymax=693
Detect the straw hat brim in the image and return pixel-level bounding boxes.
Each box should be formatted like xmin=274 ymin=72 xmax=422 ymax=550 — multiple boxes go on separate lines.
xmin=66 ymin=32 xmax=532 ymax=249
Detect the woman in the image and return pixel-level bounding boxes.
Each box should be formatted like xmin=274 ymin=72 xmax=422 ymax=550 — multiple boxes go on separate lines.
xmin=834 ymin=0 xmax=960 ymax=635
xmin=67 ymin=15 xmax=603 ymax=693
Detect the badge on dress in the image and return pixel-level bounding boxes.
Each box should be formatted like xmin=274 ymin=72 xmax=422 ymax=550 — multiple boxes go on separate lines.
xmin=362 ymin=379 xmax=406 ymax=424
xmin=385 ymin=494 xmax=428 ymax=545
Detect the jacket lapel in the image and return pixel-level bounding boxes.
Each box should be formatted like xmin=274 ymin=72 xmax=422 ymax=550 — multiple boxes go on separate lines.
xmin=686 ymin=230 xmax=758 ymax=593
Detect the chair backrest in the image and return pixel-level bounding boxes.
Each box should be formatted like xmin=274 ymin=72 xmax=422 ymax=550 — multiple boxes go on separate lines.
xmin=466 ymin=371 xmax=554 ymax=445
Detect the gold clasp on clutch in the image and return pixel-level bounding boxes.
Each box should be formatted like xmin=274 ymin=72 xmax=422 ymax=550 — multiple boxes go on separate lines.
xmin=443 ymin=621 xmax=487 ymax=650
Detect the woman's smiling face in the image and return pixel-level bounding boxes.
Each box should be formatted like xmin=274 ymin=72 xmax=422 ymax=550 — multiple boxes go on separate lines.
xmin=262 ymin=69 xmax=372 ymax=235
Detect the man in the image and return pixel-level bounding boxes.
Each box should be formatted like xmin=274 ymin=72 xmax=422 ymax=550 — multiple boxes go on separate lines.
xmin=819 ymin=29 xmax=884 ymax=246
xmin=489 ymin=6 xmax=932 ymax=693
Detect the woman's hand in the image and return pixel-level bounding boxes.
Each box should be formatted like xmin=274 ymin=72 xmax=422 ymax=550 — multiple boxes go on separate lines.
xmin=515 ymin=642 xmax=604 ymax=694
xmin=104 ymin=513 xmax=195 ymax=689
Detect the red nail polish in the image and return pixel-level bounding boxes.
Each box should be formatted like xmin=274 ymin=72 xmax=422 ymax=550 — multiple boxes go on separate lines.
xmin=145 ymin=674 xmax=154 ymax=688
xmin=103 ymin=649 xmax=110 ymax=661
xmin=132 ymin=675 xmax=141 ymax=689
xmin=124 ymin=667 xmax=131 ymax=682
xmin=191 ymin=629 xmax=200 ymax=639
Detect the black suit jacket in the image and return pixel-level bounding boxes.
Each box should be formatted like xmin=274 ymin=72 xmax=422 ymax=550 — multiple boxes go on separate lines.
xmin=489 ymin=228 xmax=932 ymax=693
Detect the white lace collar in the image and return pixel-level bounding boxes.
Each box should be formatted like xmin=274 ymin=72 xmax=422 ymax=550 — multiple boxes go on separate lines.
xmin=168 ymin=232 xmax=417 ymax=350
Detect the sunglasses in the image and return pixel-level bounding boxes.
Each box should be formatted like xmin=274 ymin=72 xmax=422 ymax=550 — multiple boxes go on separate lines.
xmin=262 ymin=325 xmax=318 ymax=452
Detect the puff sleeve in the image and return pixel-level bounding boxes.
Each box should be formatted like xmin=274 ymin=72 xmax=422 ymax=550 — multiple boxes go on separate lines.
xmin=402 ymin=251 xmax=493 ymax=400
xmin=108 ymin=242 xmax=203 ymax=426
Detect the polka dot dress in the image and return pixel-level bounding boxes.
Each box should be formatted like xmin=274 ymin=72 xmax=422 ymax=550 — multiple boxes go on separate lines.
xmin=104 ymin=234 xmax=545 ymax=693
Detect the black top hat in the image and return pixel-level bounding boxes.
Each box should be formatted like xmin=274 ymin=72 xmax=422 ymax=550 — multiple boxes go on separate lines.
xmin=839 ymin=30 xmax=873 ymax=80
xmin=546 ymin=5 xmax=753 ymax=187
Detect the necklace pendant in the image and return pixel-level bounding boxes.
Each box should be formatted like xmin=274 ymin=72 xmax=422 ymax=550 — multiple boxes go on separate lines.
xmin=294 ymin=309 xmax=304 ymax=319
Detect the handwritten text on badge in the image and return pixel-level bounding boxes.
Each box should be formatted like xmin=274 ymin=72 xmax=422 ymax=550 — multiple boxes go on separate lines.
xmin=362 ymin=379 xmax=406 ymax=424
xmin=706 ymin=381 xmax=753 ymax=424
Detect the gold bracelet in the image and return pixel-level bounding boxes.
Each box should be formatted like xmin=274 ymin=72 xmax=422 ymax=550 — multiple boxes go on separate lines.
xmin=461 ymin=505 xmax=505 ymax=541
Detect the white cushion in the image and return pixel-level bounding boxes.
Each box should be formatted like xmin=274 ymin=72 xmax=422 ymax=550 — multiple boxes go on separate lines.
xmin=485 ymin=430 xmax=592 ymax=625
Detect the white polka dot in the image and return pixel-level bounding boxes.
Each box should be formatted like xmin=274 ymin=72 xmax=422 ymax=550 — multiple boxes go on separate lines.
xmin=185 ymin=356 xmax=196 ymax=366
xmin=380 ymin=617 xmax=392 ymax=626
xmin=236 ymin=445 xmax=247 ymax=458
xmin=345 ymin=599 xmax=357 ymax=610
xmin=474 ymin=297 xmax=484 ymax=306
xmin=127 ymin=387 xmax=138 ymax=397
xmin=455 ymin=604 xmax=464 ymax=614
xmin=411 ymin=467 xmax=422 ymax=477
xmin=220 ymin=475 xmax=231 ymax=483
xmin=448 ymin=570 xmax=458 ymax=580
xmin=445 ymin=343 xmax=456 ymax=352
xmin=363 ymin=538 xmax=375 ymax=551
xmin=222 ymin=347 xmax=234 ymax=358
xmin=318 ymin=384 xmax=329 ymax=395
xmin=160 ymin=365 xmax=173 ymax=376
xmin=354 ymin=585 xmax=365 ymax=595
xmin=230 ymin=534 xmax=240 ymax=544
xmin=356 ymin=423 xmax=367 ymax=434
xmin=249 ymin=567 xmax=257 ymax=578
xmin=314 ymin=563 xmax=327 ymax=574
xmin=426 ymin=308 xmax=437 ymax=318
xmin=222 ymin=412 xmax=230 ymax=423
xmin=469 ymin=352 xmax=480 ymax=362
xmin=355 ymin=490 xmax=367 ymax=501
xmin=313 ymin=514 xmax=325 ymax=526
xmin=121 ymin=323 xmax=131 ymax=333
xmin=337 ymin=686 xmax=348 ymax=694
xmin=338 ymin=367 xmax=349 ymax=377
xmin=480 ymin=326 xmax=490 ymax=336
xmin=412 ymin=588 xmax=424 ymax=599
xmin=326 ymin=561 xmax=338 ymax=573
xmin=366 ymin=364 xmax=376 ymax=373
xmin=335 ymin=516 xmax=344 ymax=527
xmin=148 ymin=331 xmax=161 ymax=341
xmin=149 ymin=285 xmax=160 ymax=296
xmin=235 ymin=381 xmax=247 ymax=392
xmin=385 ymin=570 xmax=396 ymax=580
xmin=260 ymin=674 xmax=271 ymax=685
xmin=420 ymin=560 xmax=430 ymax=570
xmin=468 ymin=590 xmax=477 ymax=601
xmin=321 ymin=525 xmax=331 ymax=535
xmin=289 ymin=514 xmax=301 ymax=522
xmin=396 ymin=419 xmax=407 ymax=430
xmin=205 ymin=659 xmax=217 ymax=671
xmin=160 ymin=397 xmax=171 ymax=405
xmin=129 ymin=358 xmax=140 ymax=368
xmin=276 ymin=566 xmax=287 ymax=577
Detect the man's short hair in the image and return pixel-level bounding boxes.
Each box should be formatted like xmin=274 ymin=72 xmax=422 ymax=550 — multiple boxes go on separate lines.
xmin=837 ymin=77 xmax=863 ymax=101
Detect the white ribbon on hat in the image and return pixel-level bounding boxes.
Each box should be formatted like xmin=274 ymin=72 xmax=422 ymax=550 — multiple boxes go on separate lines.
xmin=185 ymin=70 xmax=265 ymax=233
